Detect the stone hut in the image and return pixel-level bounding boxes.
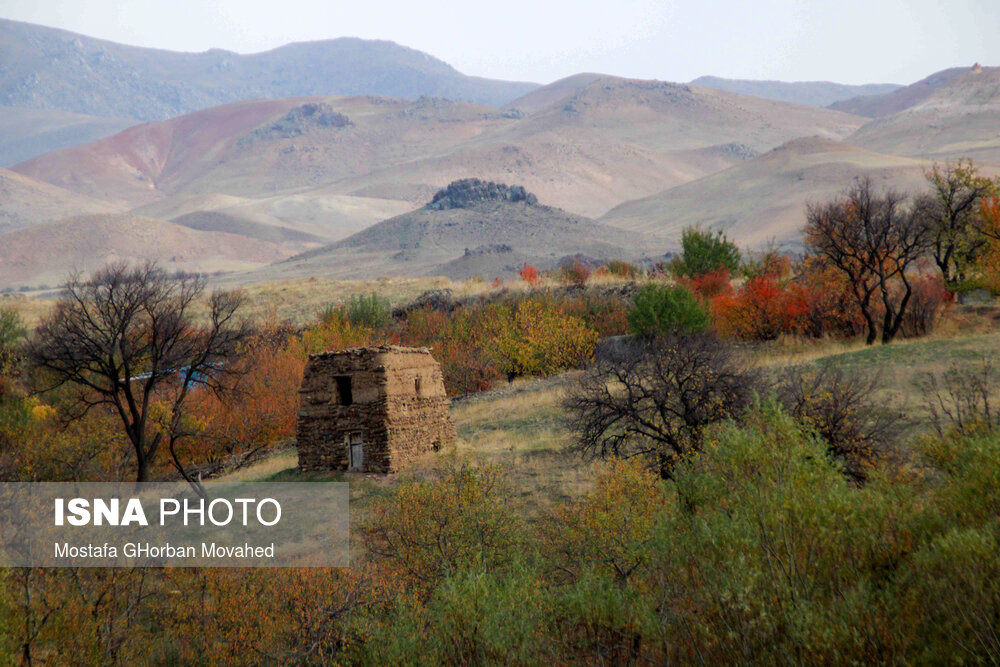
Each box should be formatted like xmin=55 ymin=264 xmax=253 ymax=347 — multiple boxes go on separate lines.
xmin=296 ymin=346 xmax=456 ymax=473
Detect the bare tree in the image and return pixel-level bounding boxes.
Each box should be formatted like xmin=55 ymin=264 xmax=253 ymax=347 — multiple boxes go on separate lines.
xmin=805 ymin=178 xmax=930 ymax=345
xmin=919 ymin=359 xmax=999 ymax=438
xmin=564 ymin=334 xmax=759 ymax=479
xmin=775 ymin=363 xmax=900 ymax=483
xmin=912 ymin=160 xmax=997 ymax=290
xmin=27 ymin=262 xmax=250 ymax=483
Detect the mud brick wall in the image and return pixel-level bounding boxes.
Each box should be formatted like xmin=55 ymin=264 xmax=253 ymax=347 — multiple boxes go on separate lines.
xmin=296 ymin=346 xmax=456 ymax=473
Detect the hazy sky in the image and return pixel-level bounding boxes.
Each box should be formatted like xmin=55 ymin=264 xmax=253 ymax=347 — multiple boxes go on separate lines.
xmin=2 ymin=0 xmax=997 ymax=85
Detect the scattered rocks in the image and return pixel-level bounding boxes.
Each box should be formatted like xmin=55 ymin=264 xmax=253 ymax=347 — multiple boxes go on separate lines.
xmin=714 ymin=142 xmax=760 ymax=160
xmin=239 ymin=103 xmax=351 ymax=145
xmin=463 ymin=244 xmax=513 ymax=256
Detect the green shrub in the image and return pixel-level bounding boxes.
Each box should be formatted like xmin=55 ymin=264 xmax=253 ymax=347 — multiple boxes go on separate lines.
xmin=0 ymin=307 xmax=26 ymax=371
xmin=346 ymin=291 xmax=391 ymax=328
xmin=321 ymin=292 xmax=392 ymax=329
xmin=379 ymin=567 xmax=554 ymax=665
xmin=361 ymin=461 xmax=524 ymax=588
xmin=905 ymin=525 xmax=1000 ymax=664
xmin=627 ymin=284 xmax=710 ymax=337
xmin=647 ymin=401 xmax=912 ymax=663
xmin=671 ymin=227 xmax=740 ymax=278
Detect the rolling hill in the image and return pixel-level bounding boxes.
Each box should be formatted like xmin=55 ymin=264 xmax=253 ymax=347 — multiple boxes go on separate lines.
xmin=843 ymin=65 xmax=1000 ymax=163
xmin=11 ymin=76 xmax=867 ymax=222
xmin=250 ymin=180 xmax=666 ymax=282
xmin=600 ymin=137 xmax=933 ymax=247
xmin=0 ymin=167 xmax=121 ymax=234
xmin=0 ymin=106 xmax=134 ymax=166
xmin=690 ymin=76 xmax=900 ymax=108
xmin=830 ymin=67 xmax=976 ymax=117
xmin=0 ymin=213 xmax=294 ymax=289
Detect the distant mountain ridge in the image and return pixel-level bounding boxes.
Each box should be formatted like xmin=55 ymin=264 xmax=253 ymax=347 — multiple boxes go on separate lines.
xmin=0 ymin=19 xmax=538 ymax=120
xmin=690 ymin=76 xmax=900 ymax=108
xmin=0 ymin=18 xmax=540 ymax=164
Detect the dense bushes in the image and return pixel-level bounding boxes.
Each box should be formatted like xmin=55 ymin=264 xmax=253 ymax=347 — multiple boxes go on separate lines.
xmin=711 ymin=274 xmax=809 ymax=340
xmin=391 ymin=294 xmax=610 ymax=392
xmin=488 ymin=300 xmax=597 ymax=380
xmin=6 ymin=345 xmax=1000 ymax=662
xmin=362 ymin=462 xmax=524 ymax=589
xmin=670 ymin=227 xmax=741 ymax=278
xmin=627 ymin=284 xmax=709 ymax=337
xmin=118 ymin=405 xmax=996 ymax=665
xmin=364 ymin=406 xmax=1000 ymax=664
xmin=680 ymin=256 xmax=949 ymax=343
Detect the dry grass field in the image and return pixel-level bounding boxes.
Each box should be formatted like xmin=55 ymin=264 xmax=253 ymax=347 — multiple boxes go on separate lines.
xmin=0 ymin=293 xmax=56 ymax=327
xmin=224 ymin=301 xmax=1000 ymax=529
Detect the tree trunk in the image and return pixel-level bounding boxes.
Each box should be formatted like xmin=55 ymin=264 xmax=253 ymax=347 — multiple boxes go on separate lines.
xmin=135 ymin=449 xmax=149 ymax=483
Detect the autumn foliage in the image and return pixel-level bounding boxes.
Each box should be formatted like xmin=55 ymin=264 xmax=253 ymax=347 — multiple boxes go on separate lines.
xmin=518 ymin=262 xmax=540 ymax=285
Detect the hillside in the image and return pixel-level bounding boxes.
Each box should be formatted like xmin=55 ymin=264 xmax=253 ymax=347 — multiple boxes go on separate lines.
xmin=10 ymin=77 xmax=867 ymax=223
xmin=0 ymin=213 xmax=293 ymax=289
xmin=844 ymin=65 xmax=1000 ymax=162
xmin=249 ymin=181 xmax=665 ymax=282
xmin=0 ymin=167 xmax=121 ymax=234
xmin=0 ymin=106 xmax=134 ymax=166
xmin=253 ymin=76 xmax=865 ymax=217
xmin=830 ymin=67 xmax=974 ymax=117
xmin=10 ymin=97 xmax=329 ymax=207
xmin=0 ymin=19 xmax=537 ymax=120
xmin=133 ymin=191 xmax=415 ymax=244
xmin=600 ymin=137 xmax=932 ymax=246
xmin=691 ymin=76 xmax=900 ymax=108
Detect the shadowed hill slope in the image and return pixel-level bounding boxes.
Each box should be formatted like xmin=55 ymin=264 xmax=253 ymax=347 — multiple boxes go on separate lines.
xmin=830 ymin=67 xmax=975 ymax=117
xmin=0 ymin=106 xmax=135 ymax=166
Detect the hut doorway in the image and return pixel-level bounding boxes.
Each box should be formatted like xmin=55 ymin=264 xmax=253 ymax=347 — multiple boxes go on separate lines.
xmin=347 ymin=432 xmax=365 ymax=471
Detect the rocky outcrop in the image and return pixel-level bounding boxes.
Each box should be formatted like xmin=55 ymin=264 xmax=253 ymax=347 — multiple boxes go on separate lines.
xmin=427 ymin=178 xmax=537 ymax=210
xmin=239 ymin=103 xmax=351 ymax=145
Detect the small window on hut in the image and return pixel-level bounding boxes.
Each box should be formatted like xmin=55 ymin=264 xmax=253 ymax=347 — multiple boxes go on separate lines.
xmin=414 ymin=377 xmax=422 ymax=397
xmin=334 ymin=376 xmax=353 ymax=406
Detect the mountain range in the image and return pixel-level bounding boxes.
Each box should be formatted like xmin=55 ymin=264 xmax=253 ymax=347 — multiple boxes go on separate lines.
xmin=0 ymin=18 xmax=537 ymax=165
xmin=0 ymin=20 xmax=997 ymax=290
xmin=690 ymin=77 xmax=901 ymax=109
